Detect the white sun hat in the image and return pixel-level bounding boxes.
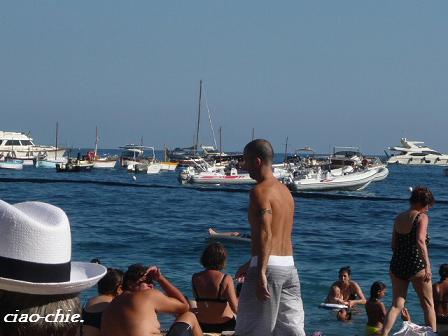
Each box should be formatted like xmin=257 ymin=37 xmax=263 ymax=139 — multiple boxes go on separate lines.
xmin=0 ymin=199 xmax=106 ymax=295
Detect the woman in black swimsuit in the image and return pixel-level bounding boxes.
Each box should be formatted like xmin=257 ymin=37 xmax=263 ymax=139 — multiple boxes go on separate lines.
xmin=82 ymin=268 xmax=123 ymax=336
xmin=382 ymin=187 xmax=436 ymax=335
xmin=192 ymin=242 xmax=238 ymax=333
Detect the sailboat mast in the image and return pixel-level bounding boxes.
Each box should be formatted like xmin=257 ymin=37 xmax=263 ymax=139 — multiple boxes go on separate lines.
xmin=284 ymin=136 xmax=289 ymax=163
xmin=55 ymin=122 xmax=59 ymax=160
xmin=251 ymin=128 xmax=255 ymax=141
xmin=94 ymin=126 xmax=99 ymax=157
xmin=219 ymin=127 xmax=222 ymax=162
xmin=194 ymin=80 xmax=202 ymax=155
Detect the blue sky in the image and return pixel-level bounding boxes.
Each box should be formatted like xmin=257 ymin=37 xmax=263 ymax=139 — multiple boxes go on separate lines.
xmin=1 ymin=1 xmax=447 ymax=154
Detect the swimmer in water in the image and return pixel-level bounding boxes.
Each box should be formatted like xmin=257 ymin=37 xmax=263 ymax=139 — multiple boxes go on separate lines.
xmin=365 ymin=281 xmax=387 ymax=335
xmin=325 ymin=285 xmax=348 ymax=306
xmin=328 ymin=266 xmax=366 ymax=308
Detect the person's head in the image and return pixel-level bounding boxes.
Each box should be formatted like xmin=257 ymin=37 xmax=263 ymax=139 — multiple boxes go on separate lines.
xmin=90 ymin=258 xmax=101 ymax=264
xmin=98 ymin=268 xmax=124 ymax=296
xmin=122 ymin=264 xmax=152 ymax=291
xmin=201 ymin=242 xmax=227 ymax=271
xmin=330 ymin=285 xmax=341 ymax=297
xmin=439 ymin=264 xmax=448 ymax=282
xmin=338 ymin=266 xmax=352 ymax=284
xmin=243 ymin=139 xmax=274 ymax=180
xmin=370 ymin=281 xmax=387 ymax=300
xmin=409 ymin=186 xmax=435 ymax=212
xmin=337 ymin=308 xmax=352 ymax=321
xmin=0 ymin=200 xmax=106 ymax=336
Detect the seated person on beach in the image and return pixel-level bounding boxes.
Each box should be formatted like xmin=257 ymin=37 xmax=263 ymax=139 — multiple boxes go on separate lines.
xmin=192 ymin=242 xmax=238 ymax=333
xmin=328 ymin=266 xmax=366 ymax=308
xmin=102 ymin=263 xmax=202 ymax=336
xmin=326 ymin=285 xmax=348 ymax=305
xmin=82 ymin=268 xmax=124 ymax=336
xmin=208 ymin=228 xmax=251 ymax=239
xmin=433 ymin=264 xmax=448 ymax=335
xmin=365 ymin=281 xmax=387 ymax=335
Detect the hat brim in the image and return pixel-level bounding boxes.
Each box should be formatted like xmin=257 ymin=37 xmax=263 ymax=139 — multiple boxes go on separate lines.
xmin=0 ymin=262 xmax=106 ymax=295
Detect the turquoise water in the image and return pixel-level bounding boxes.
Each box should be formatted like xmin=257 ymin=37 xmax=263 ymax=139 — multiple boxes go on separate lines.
xmin=1 ymin=153 xmax=447 ymax=335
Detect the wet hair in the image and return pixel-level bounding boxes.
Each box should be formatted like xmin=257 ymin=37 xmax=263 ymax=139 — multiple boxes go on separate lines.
xmin=98 ymin=268 xmax=124 ymax=295
xmin=90 ymin=258 xmax=101 ymax=264
xmin=123 ymin=264 xmax=147 ymax=290
xmin=337 ymin=308 xmax=352 ymax=321
xmin=200 ymin=242 xmax=227 ymax=271
xmin=244 ymin=139 xmax=274 ymax=164
xmin=338 ymin=266 xmax=351 ymax=277
xmin=439 ymin=264 xmax=448 ymax=281
xmin=409 ymin=186 xmax=435 ymax=207
xmin=370 ymin=281 xmax=386 ymax=300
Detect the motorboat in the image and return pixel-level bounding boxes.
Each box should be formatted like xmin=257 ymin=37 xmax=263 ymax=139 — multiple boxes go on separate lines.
xmin=330 ymin=147 xmax=363 ymax=169
xmin=119 ymin=145 xmax=151 ymax=167
xmin=126 ymin=147 xmax=161 ymax=174
xmin=0 ymin=131 xmax=65 ymax=165
xmin=386 ymin=138 xmax=448 ymax=165
xmin=0 ymin=159 xmax=24 ymax=170
xmin=179 ymin=163 xmax=289 ymax=185
xmin=56 ymin=158 xmax=94 ymax=172
xmin=284 ymin=165 xmax=389 ymax=192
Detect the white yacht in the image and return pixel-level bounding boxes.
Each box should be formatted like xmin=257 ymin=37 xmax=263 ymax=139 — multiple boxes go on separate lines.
xmin=0 ymin=131 xmax=65 ymax=165
xmin=386 ymin=138 xmax=448 ymax=165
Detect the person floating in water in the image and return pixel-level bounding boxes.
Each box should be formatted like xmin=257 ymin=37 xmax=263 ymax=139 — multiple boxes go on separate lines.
xmin=365 ymin=281 xmax=387 ymax=335
xmin=208 ymin=228 xmax=251 ymax=239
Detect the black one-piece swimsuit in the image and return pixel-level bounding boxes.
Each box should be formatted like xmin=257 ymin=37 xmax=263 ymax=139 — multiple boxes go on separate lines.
xmin=390 ymin=213 xmax=430 ymax=280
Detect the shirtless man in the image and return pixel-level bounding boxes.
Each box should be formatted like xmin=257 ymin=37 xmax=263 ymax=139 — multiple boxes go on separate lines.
xmin=235 ymin=139 xmax=305 ymax=336
xmin=101 ymin=264 xmax=202 ymax=336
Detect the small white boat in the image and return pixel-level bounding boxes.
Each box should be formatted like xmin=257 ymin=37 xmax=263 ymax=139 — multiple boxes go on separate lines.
xmin=35 ymin=157 xmax=67 ymax=169
xmin=92 ymin=157 xmax=117 ymax=169
xmin=286 ymin=166 xmax=389 ymax=192
xmin=90 ymin=128 xmax=117 ymax=169
xmin=126 ymin=147 xmax=161 ymax=174
xmin=160 ymin=162 xmax=178 ymax=171
xmin=0 ymin=159 xmax=24 ymax=170
xmin=180 ymin=164 xmax=289 ymax=185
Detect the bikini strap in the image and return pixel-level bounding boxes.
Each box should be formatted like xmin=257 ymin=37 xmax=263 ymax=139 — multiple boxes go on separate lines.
xmin=217 ymin=274 xmax=228 ymax=299
xmin=192 ymin=274 xmax=199 ymax=299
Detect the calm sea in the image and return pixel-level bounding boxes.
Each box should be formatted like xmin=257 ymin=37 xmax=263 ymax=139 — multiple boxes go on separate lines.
xmin=1 ymin=151 xmax=447 ymax=335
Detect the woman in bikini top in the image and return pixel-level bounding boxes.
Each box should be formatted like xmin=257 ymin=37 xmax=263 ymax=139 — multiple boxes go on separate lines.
xmin=192 ymin=242 xmax=238 ymax=333
xmin=433 ymin=264 xmax=448 ymax=324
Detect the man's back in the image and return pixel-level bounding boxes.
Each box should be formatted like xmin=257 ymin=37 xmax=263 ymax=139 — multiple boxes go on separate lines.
xmin=101 ymin=290 xmax=160 ymax=336
xmin=249 ymin=177 xmax=294 ymax=257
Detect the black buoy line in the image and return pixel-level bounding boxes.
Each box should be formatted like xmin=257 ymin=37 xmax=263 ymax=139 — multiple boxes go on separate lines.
xmin=1 ymin=177 xmax=447 ymax=205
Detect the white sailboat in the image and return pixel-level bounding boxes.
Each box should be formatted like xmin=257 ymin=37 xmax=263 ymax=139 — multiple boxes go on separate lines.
xmin=91 ymin=127 xmax=117 ymax=169
xmin=34 ymin=122 xmax=67 ymax=169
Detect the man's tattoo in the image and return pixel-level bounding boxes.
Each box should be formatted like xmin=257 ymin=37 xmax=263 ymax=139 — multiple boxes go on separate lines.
xmin=258 ymin=208 xmax=272 ymax=216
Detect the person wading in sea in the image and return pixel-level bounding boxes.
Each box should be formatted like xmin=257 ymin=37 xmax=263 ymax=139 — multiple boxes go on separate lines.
xmin=235 ymin=139 xmax=305 ymax=336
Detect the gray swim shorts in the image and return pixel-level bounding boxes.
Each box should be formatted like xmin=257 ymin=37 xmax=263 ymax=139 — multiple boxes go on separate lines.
xmin=235 ymin=257 xmax=305 ymax=336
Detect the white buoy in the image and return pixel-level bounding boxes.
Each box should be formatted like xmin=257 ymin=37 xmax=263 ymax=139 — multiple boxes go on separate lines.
xmin=408 ymin=186 xmax=413 ymax=192
xmin=133 ymin=176 xmax=137 ymax=181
